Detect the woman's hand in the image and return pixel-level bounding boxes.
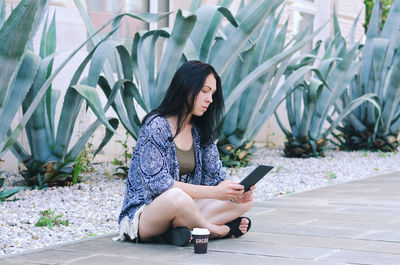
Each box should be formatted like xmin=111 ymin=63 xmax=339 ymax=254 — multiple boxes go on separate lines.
xmin=214 ymin=180 xmax=244 ymax=200
xmin=233 ymin=185 xmax=255 ymax=203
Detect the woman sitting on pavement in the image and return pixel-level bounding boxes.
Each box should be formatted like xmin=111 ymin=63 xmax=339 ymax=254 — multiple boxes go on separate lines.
xmin=116 ymin=60 xmax=255 ymax=246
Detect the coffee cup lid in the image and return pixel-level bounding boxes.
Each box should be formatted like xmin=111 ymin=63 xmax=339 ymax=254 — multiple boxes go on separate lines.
xmin=192 ymin=228 xmax=210 ymax=235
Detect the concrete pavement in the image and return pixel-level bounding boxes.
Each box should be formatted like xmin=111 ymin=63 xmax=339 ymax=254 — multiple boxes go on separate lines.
xmin=1 ymin=172 xmax=400 ymax=264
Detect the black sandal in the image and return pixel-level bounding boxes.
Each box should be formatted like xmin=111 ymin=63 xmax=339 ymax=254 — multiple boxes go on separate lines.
xmin=157 ymin=226 xmax=192 ymax=246
xmin=223 ymin=217 xmax=252 ymax=238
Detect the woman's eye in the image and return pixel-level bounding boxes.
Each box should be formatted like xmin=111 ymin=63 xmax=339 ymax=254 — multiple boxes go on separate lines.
xmin=202 ymin=87 xmax=215 ymax=94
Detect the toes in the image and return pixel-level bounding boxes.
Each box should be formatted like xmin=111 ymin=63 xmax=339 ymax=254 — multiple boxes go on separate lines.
xmin=239 ymin=218 xmax=249 ymax=234
xmin=223 ymin=224 xmax=230 ymax=236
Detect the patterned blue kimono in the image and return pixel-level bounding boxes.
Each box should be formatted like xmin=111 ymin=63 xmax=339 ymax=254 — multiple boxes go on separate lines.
xmin=118 ymin=115 xmax=227 ymax=225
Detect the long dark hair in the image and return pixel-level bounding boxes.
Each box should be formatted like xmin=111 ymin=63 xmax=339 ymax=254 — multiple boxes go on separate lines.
xmin=143 ymin=60 xmax=224 ymax=146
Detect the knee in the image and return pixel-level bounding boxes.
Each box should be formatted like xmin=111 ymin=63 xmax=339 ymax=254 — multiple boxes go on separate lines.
xmin=164 ymin=188 xmax=194 ymax=211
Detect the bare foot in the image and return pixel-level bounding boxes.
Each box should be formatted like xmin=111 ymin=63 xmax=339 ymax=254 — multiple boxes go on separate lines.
xmin=208 ymin=224 xmax=230 ymax=239
xmin=238 ymin=218 xmax=249 ymax=236
xmin=226 ymin=218 xmax=250 ymax=239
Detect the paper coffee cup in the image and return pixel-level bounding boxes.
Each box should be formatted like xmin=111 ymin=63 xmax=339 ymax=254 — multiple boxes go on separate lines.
xmin=191 ymin=228 xmax=210 ymax=254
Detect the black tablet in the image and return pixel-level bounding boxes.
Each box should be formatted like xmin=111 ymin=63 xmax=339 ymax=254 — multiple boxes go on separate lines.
xmin=240 ymin=165 xmax=273 ymax=191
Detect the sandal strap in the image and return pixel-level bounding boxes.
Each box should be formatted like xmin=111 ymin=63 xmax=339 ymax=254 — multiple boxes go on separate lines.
xmin=223 ymin=216 xmax=251 ymax=238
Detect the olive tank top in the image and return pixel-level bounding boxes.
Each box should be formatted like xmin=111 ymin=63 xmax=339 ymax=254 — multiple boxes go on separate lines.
xmin=175 ymin=143 xmax=195 ymax=178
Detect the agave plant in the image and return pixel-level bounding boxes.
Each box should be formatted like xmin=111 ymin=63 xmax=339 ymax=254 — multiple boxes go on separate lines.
xmin=73 ymin=0 xmax=172 ymax=140
xmin=75 ymin=0 xmax=322 ymax=158
xmin=0 ymin=0 xmax=49 ymax=193
xmin=0 ymin=0 xmax=137 ymax=161
xmin=7 ymin=11 xmax=123 ymax=186
xmin=275 ymin=11 xmax=380 ymax=158
xmin=0 ymin=0 xmax=48 ymax=158
xmin=335 ymin=0 xmax=400 ymax=152
xmin=8 ymin=7 xmax=170 ymax=186
xmin=217 ymin=3 xmax=328 ymax=152
xmin=0 ymin=0 xmax=142 ymax=186
xmin=0 ymin=161 xmax=24 ymax=202
xmin=0 ymin=174 xmax=26 ymax=202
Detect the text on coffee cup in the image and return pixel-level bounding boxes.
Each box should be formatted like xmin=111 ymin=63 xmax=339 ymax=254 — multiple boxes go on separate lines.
xmin=195 ymin=238 xmax=208 ymax=244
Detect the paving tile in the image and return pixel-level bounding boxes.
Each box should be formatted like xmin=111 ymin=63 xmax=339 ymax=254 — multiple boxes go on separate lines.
xmin=244 ymin=232 xmax=400 ymax=254
xmin=256 ymin=198 xmax=330 ymax=205
xmin=246 ymin=206 xmax=275 ymax=215
xmin=360 ymin=231 xmax=400 ymax=243
xmin=252 ymin=222 xmax=365 ymax=239
xmin=320 ymin=249 xmax=400 ymax=265
xmin=206 ymin=239 xmax=334 ymax=260
xmin=105 ymin=242 xmax=193 ymax=259
xmin=254 ymin=201 xmax=346 ymax=211
xmin=244 ymin=215 xmax=319 ymax=225
xmin=285 ymin=194 xmax=371 ymax=203
xmin=270 ymin=196 xmax=332 ymax=203
xmin=338 ymin=206 xmax=400 ymax=215
xmin=64 ymin=254 xmax=184 ymax=265
xmin=0 ymin=259 xmax=49 ymax=265
xmin=84 ymin=234 xmax=118 ymax=242
xmin=305 ymin=218 xmax=400 ymax=231
xmin=65 ymin=255 xmax=141 ymax=265
xmin=52 ymin=239 xmax=193 ymax=260
xmin=325 ymin=202 xmax=400 ymax=209
xmin=176 ymin=251 xmax=342 ymax=265
xmin=1 ymin=250 xmax=90 ymax=264
xmin=51 ymin=238 xmax=132 ymax=254
xmin=261 ymin=208 xmax=394 ymax=222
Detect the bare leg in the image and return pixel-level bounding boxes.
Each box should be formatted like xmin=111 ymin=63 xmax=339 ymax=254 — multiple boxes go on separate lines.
xmin=138 ymin=188 xmax=229 ymax=241
xmin=196 ymin=199 xmax=254 ymax=236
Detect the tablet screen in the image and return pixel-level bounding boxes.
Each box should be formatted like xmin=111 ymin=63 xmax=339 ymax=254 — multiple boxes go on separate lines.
xmin=240 ymin=165 xmax=273 ymax=191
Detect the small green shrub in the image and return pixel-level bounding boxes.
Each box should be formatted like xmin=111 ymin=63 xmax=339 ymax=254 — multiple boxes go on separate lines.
xmin=378 ymin=151 xmax=391 ymax=158
xmin=275 ymin=165 xmax=285 ymax=173
xmin=326 ymin=171 xmax=337 ymax=180
xmin=73 ymin=142 xmax=95 ymax=185
xmin=218 ymin=141 xmax=255 ymax=168
xmin=35 ymin=209 xmax=69 ymax=229
xmin=364 ymin=0 xmax=393 ymax=31
xmin=99 ymin=163 xmax=113 ymax=179
xmin=78 ymin=142 xmax=96 ymax=173
xmin=285 ymin=188 xmax=296 ymax=195
xmin=277 ymin=188 xmax=296 ymax=196
xmin=113 ymin=132 xmax=132 ymax=177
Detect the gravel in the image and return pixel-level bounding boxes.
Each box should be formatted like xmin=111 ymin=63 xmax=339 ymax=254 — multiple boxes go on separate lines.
xmin=1 ymin=147 xmax=400 ymax=256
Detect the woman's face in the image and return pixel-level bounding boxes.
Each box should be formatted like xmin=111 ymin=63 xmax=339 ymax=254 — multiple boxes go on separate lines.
xmin=191 ymin=74 xmax=217 ymax=117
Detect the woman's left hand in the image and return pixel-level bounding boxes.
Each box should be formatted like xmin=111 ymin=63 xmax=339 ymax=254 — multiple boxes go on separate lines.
xmin=233 ymin=185 xmax=256 ymax=203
